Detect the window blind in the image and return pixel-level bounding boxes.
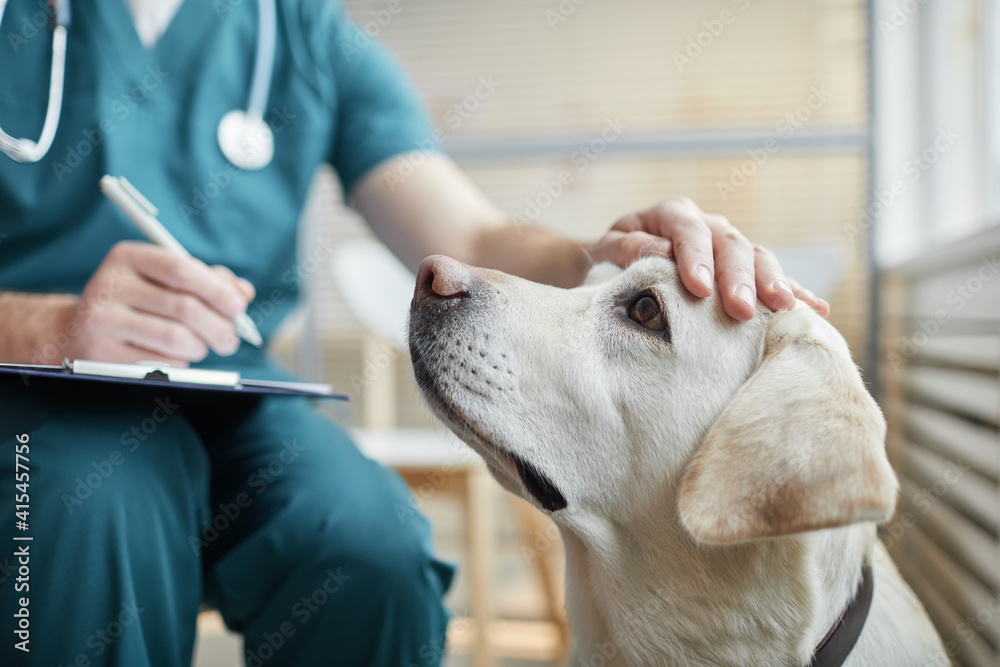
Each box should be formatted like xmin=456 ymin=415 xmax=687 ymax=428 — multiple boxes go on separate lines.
xmin=882 ymin=225 xmax=1000 ymax=667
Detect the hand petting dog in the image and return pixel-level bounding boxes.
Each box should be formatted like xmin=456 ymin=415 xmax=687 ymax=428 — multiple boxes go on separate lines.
xmin=588 ymin=197 xmax=830 ymax=321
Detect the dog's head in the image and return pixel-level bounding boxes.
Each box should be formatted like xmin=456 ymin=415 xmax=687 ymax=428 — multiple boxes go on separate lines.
xmin=408 ymin=255 xmax=897 ymax=544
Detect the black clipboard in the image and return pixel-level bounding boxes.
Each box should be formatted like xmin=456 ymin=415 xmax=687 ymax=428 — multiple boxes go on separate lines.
xmin=0 ymin=360 xmax=349 ymax=399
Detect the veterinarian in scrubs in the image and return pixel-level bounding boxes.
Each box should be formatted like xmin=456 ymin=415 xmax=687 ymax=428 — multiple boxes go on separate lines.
xmin=0 ymin=0 xmax=827 ymax=665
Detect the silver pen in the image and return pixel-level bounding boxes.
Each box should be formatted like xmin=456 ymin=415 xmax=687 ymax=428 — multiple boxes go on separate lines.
xmin=99 ymin=175 xmax=263 ymax=348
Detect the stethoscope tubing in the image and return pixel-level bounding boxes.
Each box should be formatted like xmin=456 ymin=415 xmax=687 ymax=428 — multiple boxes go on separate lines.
xmin=0 ymin=0 xmax=276 ymax=166
xmin=0 ymin=0 xmax=70 ymax=162
xmin=248 ymin=0 xmax=276 ymax=122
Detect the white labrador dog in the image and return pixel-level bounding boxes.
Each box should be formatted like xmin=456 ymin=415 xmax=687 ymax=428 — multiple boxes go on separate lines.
xmin=408 ymin=255 xmax=947 ymax=667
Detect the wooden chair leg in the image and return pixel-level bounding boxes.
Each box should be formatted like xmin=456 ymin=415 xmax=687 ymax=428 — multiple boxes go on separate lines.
xmin=510 ymin=495 xmax=572 ymax=660
xmin=361 ymin=332 xmax=397 ymax=429
xmin=465 ymin=466 xmax=495 ymax=667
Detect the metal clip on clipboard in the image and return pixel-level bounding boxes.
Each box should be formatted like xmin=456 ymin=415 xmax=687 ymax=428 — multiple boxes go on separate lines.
xmin=70 ymin=359 xmax=242 ymax=386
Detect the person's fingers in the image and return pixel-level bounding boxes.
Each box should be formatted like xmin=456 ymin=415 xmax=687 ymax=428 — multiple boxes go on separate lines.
xmin=586 ymin=229 xmax=625 ymax=265
xmin=637 ymin=236 xmax=673 ymax=260
xmin=617 ymin=231 xmax=671 ymax=266
xmin=211 ymin=265 xmax=256 ymax=301
xmin=610 ymin=211 xmax=644 ymax=233
xmin=111 ymin=243 xmax=249 ymax=318
xmin=63 ymin=330 xmax=189 ymax=366
xmin=589 ymin=230 xmax=671 ymax=268
xmin=608 ymin=200 xmax=822 ymax=319
xmin=707 ymin=217 xmax=756 ymax=320
xmin=655 ymin=206 xmax=714 ymax=298
xmin=752 ymin=244 xmax=796 ymax=312
xmin=788 ymin=277 xmax=830 ymax=317
xmin=97 ymin=303 xmax=210 ymax=362
xmin=122 ymin=280 xmax=240 ymax=356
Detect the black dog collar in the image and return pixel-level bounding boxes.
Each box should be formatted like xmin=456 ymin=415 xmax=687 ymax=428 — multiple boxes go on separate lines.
xmin=808 ymin=563 xmax=874 ymax=667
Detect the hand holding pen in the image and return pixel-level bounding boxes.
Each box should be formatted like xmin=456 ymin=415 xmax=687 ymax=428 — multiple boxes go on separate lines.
xmin=39 ymin=176 xmax=262 ymax=367
xmin=100 ymin=176 xmax=262 ymax=348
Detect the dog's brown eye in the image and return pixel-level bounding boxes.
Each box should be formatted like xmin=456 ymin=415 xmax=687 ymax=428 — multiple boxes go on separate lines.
xmin=629 ymin=295 xmax=666 ymax=331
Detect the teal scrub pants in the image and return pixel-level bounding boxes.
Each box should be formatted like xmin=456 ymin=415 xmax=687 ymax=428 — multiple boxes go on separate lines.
xmin=0 ymin=376 xmax=454 ymax=666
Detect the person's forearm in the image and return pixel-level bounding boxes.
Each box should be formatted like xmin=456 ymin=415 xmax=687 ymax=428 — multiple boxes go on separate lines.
xmin=352 ymin=155 xmax=594 ymax=287
xmin=0 ymin=292 xmax=76 ymax=364
xmin=465 ymin=224 xmax=593 ymax=288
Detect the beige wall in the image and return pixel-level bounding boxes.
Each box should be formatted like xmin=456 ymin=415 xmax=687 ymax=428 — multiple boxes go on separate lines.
xmin=298 ymin=0 xmax=871 ymax=425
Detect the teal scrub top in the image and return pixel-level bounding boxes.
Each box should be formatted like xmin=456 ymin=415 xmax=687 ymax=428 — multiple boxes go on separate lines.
xmin=0 ymin=0 xmax=433 ymax=371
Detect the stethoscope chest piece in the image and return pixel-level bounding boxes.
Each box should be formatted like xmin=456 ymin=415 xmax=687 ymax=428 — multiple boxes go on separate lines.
xmin=217 ymin=110 xmax=273 ymax=171
xmin=1 ymin=0 xmax=280 ymax=168
xmin=216 ymin=0 xmax=278 ymax=171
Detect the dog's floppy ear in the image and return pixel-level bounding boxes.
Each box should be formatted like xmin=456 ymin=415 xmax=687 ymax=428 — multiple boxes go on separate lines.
xmin=678 ymin=305 xmax=898 ymax=544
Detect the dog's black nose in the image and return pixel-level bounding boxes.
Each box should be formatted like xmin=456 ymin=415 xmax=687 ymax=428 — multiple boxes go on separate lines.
xmin=415 ymin=255 xmax=473 ymax=303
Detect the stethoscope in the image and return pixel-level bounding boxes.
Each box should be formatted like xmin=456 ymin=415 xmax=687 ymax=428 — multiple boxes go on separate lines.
xmin=0 ymin=0 xmax=277 ymax=171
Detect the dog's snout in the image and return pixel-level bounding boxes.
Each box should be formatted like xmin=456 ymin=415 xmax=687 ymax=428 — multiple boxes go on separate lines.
xmin=415 ymin=255 xmax=474 ymax=303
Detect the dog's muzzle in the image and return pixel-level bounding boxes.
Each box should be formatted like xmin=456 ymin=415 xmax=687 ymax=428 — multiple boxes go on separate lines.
xmin=408 ymin=256 xmax=568 ymax=513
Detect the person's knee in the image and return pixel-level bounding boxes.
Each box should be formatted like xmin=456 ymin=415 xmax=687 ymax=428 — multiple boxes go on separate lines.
xmin=299 ymin=467 xmax=449 ymax=605
xmin=236 ymin=484 xmax=452 ymax=667
xmin=348 ymin=514 xmax=436 ymax=594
